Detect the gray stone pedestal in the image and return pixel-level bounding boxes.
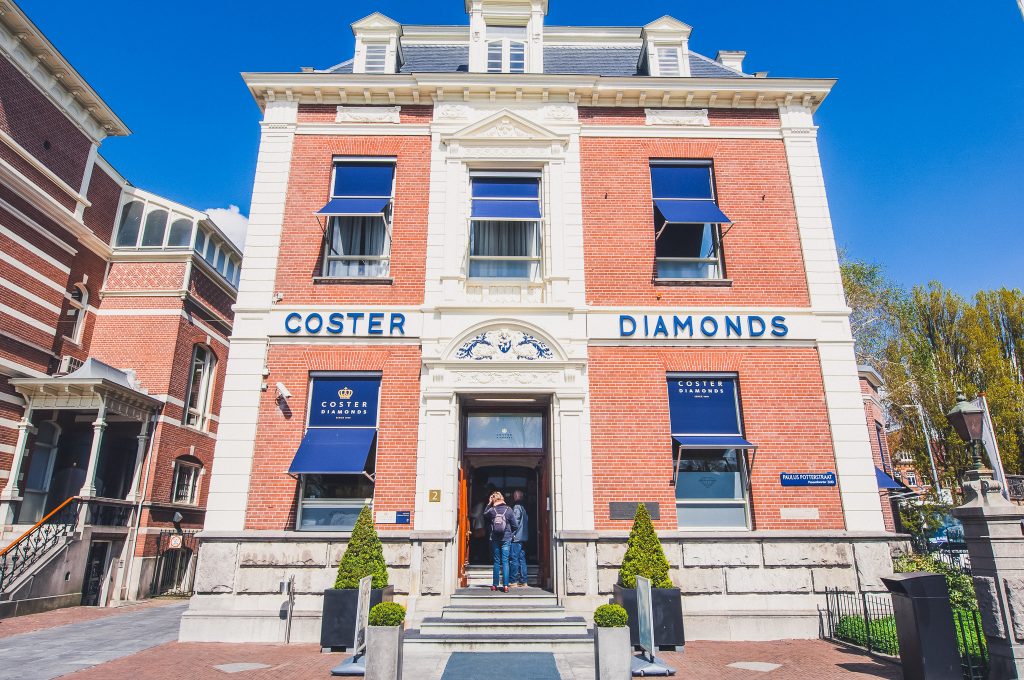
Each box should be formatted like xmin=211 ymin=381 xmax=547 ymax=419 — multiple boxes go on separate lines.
xmin=954 ymin=471 xmax=1024 ymax=678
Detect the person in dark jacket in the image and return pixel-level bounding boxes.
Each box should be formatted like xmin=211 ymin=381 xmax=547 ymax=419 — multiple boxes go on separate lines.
xmin=484 ymin=491 xmax=519 ymax=592
xmin=509 ymin=489 xmax=529 ymax=587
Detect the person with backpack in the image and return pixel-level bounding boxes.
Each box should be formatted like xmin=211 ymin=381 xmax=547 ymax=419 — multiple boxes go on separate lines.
xmin=484 ymin=491 xmax=518 ymax=592
xmin=509 ymin=489 xmax=529 ymax=587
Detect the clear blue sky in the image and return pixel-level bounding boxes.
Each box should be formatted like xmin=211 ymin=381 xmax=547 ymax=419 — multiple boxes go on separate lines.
xmin=20 ymin=0 xmax=1024 ymax=294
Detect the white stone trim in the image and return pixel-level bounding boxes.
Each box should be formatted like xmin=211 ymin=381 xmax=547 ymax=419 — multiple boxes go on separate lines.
xmin=334 ymin=106 xmax=401 ymax=123
xmin=0 ymin=392 xmax=26 ymax=407
xmin=0 ymin=128 xmax=91 ymax=209
xmin=644 ymin=108 xmax=709 ymax=126
xmin=0 ymin=198 xmax=77 ymax=258
xmin=0 ymin=357 xmax=47 ymax=378
xmin=0 ymin=277 xmax=61 ymax=314
xmin=0 ymin=303 xmax=56 ymax=334
xmin=295 ymin=123 xmax=430 ymax=136
xmin=0 ymin=417 xmax=21 ymax=429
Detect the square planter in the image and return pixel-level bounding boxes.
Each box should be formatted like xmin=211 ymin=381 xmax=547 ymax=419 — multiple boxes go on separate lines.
xmin=612 ymin=583 xmax=685 ymax=650
xmin=320 ymin=586 xmax=395 ymax=650
xmin=594 ymin=626 xmax=632 ymax=680
xmin=365 ymin=625 xmax=404 ymax=680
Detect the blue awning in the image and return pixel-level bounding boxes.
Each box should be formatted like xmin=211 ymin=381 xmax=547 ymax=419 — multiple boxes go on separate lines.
xmin=471 ymin=199 xmax=542 ymax=219
xmin=316 ymin=197 xmax=390 ymax=216
xmin=655 ymin=199 xmax=732 ymax=225
xmin=289 ymin=428 xmax=376 ymax=475
xmin=673 ymin=435 xmax=757 ymax=450
xmin=875 ymin=467 xmax=902 ymax=489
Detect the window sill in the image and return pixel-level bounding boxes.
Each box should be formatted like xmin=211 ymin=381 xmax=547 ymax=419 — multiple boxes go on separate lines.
xmin=313 ymin=277 xmax=394 ymax=286
xmin=654 ymin=278 xmax=733 ymax=287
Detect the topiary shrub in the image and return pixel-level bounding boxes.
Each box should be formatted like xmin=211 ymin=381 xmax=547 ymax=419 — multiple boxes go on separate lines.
xmin=368 ymin=601 xmax=406 ymax=627
xmin=334 ymin=505 xmax=389 ymax=589
xmin=594 ymin=604 xmax=629 ymax=628
xmin=893 ymin=552 xmax=976 ymax=611
xmin=618 ymin=503 xmax=672 ymax=589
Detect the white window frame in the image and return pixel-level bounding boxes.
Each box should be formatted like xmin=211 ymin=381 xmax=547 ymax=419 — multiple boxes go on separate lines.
xmin=651 ymin=161 xmax=726 ymax=282
xmin=486 ymin=25 xmax=528 ymax=74
xmin=183 ymin=345 xmax=217 ymax=431
xmin=65 ymin=283 xmax=88 ymax=344
xmin=114 ymin=197 xmax=197 ymax=251
xmin=171 ymin=460 xmax=201 ymax=505
xmin=669 ymin=372 xmax=752 ymax=531
xmin=320 ymin=157 xmax=396 ymax=280
xmin=467 ymin=171 xmax=543 ymax=282
xmin=363 ymin=43 xmax=388 ymax=74
xmin=655 ymin=45 xmax=683 ymax=77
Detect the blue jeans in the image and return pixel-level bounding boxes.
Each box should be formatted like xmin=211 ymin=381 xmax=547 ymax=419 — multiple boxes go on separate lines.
xmin=490 ymin=539 xmax=511 ymax=587
xmin=509 ymin=541 xmax=528 ymax=585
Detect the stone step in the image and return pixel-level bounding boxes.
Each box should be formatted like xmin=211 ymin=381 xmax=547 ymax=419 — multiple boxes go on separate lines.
xmin=404 ymin=629 xmax=594 ymax=652
xmin=441 ymin=604 xmax=568 ymax=620
xmin=450 ymin=588 xmax=558 ymax=608
xmin=419 ymin=616 xmax=590 ymax=637
xmin=465 ymin=564 xmax=540 ymax=586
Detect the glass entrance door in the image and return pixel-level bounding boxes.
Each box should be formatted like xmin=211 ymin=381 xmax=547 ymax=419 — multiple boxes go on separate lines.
xmin=467 ymin=465 xmax=539 ymax=565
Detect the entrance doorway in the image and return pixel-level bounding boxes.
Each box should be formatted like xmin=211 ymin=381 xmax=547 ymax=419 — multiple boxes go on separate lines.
xmin=81 ymin=541 xmax=111 ymax=606
xmin=457 ymin=396 xmax=552 ymax=590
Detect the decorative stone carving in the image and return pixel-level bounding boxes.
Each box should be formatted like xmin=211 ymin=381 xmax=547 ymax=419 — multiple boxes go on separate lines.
xmin=455 ymin=329 xmax=554 ymax=360
xmin=645 ymin=108 xmax=710 ymax=126
xmin=435 ymin=104 xmax=473 ymax=120
xmin=335 ymin=106 xmax=401 ymax=124
xmin=564 ymin=542 xmax=589 ymax=594
xmin=420 ymin=542 xmax=445 ymax=595
xmin=478 ymin=118 xmax=533 ymax=138
xmin=541 ymin=104 xmax=577 ymax=121
xmin=974 ymin=576 xmax=1007 ymax=639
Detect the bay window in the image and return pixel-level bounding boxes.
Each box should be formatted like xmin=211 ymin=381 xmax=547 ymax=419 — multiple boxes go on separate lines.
xmin=651 ymin=162 xmax=732 ymax=281
xmin=469 ymin=174 xmax=542 ymax=280
xmin=317 ymin=160 xmax=395 ymax=279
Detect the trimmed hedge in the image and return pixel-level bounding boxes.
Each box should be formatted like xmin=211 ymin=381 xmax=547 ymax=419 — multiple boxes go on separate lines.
xmin=368 ymin=602 xmax=406 ymax=627
xmin=594 ymin=604 xmax=629 ymax=628
xmin=834 ymin=615 xmax=899 ymax=655
xmin=893 ymin=552 xmax=977 ymax=611
xmin=618 ymin=504 xmax=672 ymax=589
xmin=334 ymin=505 xmax=389 ymax=589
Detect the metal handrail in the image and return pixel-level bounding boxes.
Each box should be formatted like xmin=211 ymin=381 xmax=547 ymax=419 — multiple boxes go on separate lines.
xmin=0 ymin=496 xmax=82 ymax=593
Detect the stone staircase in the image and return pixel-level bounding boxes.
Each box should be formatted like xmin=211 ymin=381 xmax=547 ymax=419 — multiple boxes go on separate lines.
xmin=464 ymin=564 xmax=540 ymax=587
xmin=405 ymin=587 xmax=593 ymax=652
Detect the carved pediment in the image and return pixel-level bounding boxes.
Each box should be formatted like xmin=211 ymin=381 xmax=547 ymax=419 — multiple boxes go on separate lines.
xmin=351 ymin=12 xmax=402 ymax=32
xmin=441 ymin=110 xmax=568 ymax=147
xmin=642 ymin=15 xmax=693 ymax=37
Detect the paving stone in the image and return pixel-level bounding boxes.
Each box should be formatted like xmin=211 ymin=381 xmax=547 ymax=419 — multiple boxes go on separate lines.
xmin=728 ymin=661 xmax=782 ymax=672
xmin=213 ymin=662 xmax=272 ymax=673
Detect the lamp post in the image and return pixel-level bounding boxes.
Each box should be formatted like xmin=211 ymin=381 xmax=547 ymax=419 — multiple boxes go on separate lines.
xmin=945 ymin=393 xmax=986 ymax=474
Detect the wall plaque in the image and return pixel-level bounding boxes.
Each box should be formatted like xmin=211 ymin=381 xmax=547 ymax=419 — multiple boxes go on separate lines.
xmin=609 ymin=502 xmax=661 ymax=521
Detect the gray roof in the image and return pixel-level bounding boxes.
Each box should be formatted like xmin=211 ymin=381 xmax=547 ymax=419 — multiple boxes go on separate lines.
xmin=65 ymin=358 xmax=137 ymax=389
xmin=322 ymin=44 xmax=747 ymax=78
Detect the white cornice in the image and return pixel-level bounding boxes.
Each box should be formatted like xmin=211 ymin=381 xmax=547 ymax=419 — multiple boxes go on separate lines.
xmin=243 ymin=72 xmax=833 ymax=112
xmin=0 ymin=3 xmax=129 ymax=139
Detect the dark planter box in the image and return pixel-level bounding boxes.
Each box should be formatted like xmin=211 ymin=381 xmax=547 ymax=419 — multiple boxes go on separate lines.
xmin=612 ymin=583 xmax=685 ymax=650
xmin=320 ymin=586 xmax=395 ymax=650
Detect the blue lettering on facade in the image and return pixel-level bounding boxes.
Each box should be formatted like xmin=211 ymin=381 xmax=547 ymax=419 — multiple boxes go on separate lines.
xmin=617 ymin=314 xmax=788 ymax=340
xmin=771 ymin=315 xmax=789 ymax=337
xmin=619 ymin=315 xmax=637 ymax=336
xmin=327 ymin=312 xmax=345 ymax=334
xmin=283 ymin=312 xmax=409 ymax=336
xmin=673 ymin=315 xmax=693 ymax=337
xmin=389 ymin=313 xmax=406 ymax=335
xmin=699 ymin=316 xmax=718 ymax=337
xmin=367 ymin=312 xmax=384 ymax=335
xmin=304 ymin=313 xmax=323 ymax=334
xmin=725 ymin=316 xmax=742 ymax=337
xmin=652 ymin=316 xmax=669 ymax=337
xmin=748 ymin=316 xmax=766 ymax=337
xmin=284 ymin=312 xmax=302 ymax=334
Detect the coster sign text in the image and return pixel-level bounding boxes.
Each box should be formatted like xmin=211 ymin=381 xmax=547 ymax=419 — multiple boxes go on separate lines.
xmin=619 ymin=314 xmax=788 ymax=338
xmin=285 ymin=312 xmax=406 ymax=336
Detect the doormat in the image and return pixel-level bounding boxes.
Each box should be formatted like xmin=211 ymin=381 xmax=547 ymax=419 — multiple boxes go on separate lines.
xmin=440 ymin=652 xmax=560 ymax=679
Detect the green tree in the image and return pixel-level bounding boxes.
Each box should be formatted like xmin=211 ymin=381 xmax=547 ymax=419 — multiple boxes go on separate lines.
xmin=334 ymin=506 xmax=389 ymax=589
xmin=618 ymin=504 xmax=672 ymax=589
xmin=840 ymin=254 xmax=902 ymax=370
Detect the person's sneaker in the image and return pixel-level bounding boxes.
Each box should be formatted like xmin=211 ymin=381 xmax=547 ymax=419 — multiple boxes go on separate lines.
xmin=490 ymin=586 xmax=497 ymax=592
xmin=518 ymin=582 xmax=528 ymax=588
xmin=502 ymin=586 xmax=510 ymax=593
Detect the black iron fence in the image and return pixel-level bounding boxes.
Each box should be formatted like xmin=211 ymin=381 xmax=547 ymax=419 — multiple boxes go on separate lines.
xmin=823 ymin=588 xmax=988 ymax=679
xmin=0 ymin=496 xmax=82 ymax=593
xmin=149 ymin=530 xmax=199 ymax=597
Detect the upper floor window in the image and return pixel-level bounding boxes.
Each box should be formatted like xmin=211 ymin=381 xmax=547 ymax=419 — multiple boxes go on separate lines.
xmin=656 ymin=46 xmax=682 ymax=76
xmin=487 ymin=26 xmax=527 ymax=74
xmin=363 ymin=44 xmax=388 ymax=73
xmin=317 ymin=160 xmax=396 ymax=279
xmin=469 ymin=173 xmax=541 ymax=280
xmin=172 ymin=458 xmax=202 ymax=505
xmin=184 ymin=344 xmax=217 ymax=431
xmin=65 ymin=283 xmax=88 ymax=343
xmin=651 ymin=162 xmax=732 ymax=281
xmin=116 ymin=199 xmax=196 ymax=250
xmin=905 ymin=470 xmax=918 ymax=487
xmin=194 ymin=226 xmax=240 ymax=287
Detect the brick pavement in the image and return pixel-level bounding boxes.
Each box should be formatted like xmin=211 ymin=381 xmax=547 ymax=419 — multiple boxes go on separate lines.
xmin=0 ymin=598 xmax=180 ymax=639
xmin=61 ymin=639 xmax=902 ymax=679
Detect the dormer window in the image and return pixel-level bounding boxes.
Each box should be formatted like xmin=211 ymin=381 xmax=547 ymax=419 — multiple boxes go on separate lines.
xmin=657 ymin=47 xmax=682 ymax=77
xmin=364 ymin=44 xmax=387 ymax=74
xmin=486 ymin=26 xmax=527 ymax=74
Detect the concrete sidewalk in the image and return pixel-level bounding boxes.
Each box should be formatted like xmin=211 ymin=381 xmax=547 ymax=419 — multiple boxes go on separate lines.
xmin=57 ymin=638 xmax=902 ymax=679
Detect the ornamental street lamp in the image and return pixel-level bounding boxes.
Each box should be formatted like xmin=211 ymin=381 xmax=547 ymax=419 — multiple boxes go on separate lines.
xmin=945 ymin=393 xmax=985 ymax=472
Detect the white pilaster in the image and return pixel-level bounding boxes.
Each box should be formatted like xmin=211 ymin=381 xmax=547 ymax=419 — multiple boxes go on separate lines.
xmin=0 ymin=407 xmax=33 ymax=523
xmin=79 ymin=401 xmax=107 ymax=498
xmin=125 ymin=417 xmax=151 ymax=502
xmin=203 ymin=100 xmax=298 ymax=532
xmin=780 ymin=104 xmax=884 ymax=532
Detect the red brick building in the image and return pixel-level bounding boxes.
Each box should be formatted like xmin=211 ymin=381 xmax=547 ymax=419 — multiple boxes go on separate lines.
xmin=0 ymin=2 xmax=240 ymax=615
xmin=183 ymin=1 xmax=905 ymax=644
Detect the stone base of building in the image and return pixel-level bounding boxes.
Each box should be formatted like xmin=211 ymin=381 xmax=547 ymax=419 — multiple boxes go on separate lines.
xmin=179 ymin=529 xmax=908 ymax=644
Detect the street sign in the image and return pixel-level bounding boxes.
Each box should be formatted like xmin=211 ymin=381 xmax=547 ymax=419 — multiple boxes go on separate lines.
xmin=353 ymin=574 xmax=372 ymax=653
xmin=636 ymin=576 xmax=655 ymax=658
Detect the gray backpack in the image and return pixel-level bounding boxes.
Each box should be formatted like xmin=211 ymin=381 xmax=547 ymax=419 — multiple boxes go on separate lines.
xmin=491 ymin=507 xmax=509 ymax=539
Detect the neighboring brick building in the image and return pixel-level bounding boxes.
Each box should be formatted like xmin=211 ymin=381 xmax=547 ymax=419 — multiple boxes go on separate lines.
xmin=183 ymin=0 xmax=904 ymax=644
xmin=0 ymin=1 xmax=240 ymax=615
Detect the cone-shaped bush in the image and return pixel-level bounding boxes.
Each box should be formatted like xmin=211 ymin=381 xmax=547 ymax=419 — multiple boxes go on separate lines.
xmin=334 ymin=505 xmax=389 ymax=589
xmin=617 ymin=503 xmax=672 ymax=589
